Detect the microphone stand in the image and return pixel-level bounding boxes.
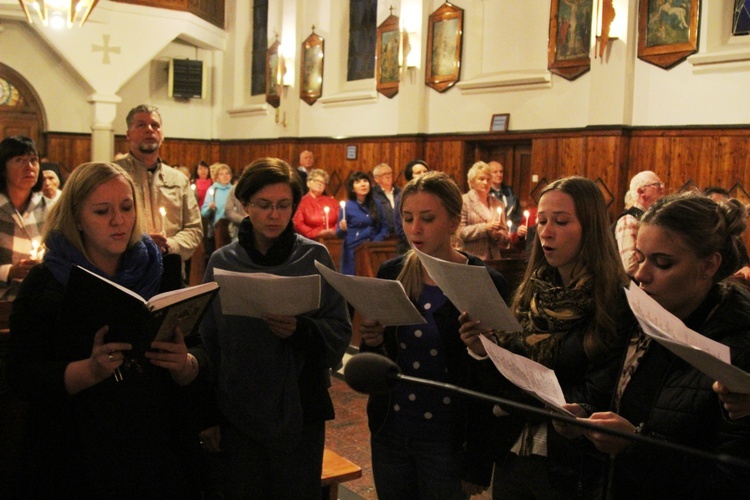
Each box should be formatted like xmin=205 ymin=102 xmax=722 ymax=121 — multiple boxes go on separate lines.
xmin=396 ymin=373 xmax=750 ymax=470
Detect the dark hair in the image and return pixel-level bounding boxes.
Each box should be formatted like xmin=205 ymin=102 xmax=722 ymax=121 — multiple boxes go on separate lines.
xmin=235 ymin=157 xmax=303 ymax=213
xmin=125 ymin=104 xmax=161 ymax=129
xmin=0 ymin=136 xmax=43 ymax=194
xmin=516 ymin=176 xmax=629 ymax=359
xmin=404 ymin=160 xmax=429 ymax=181
xmin=346 ymin=171 xmax=381 ymax=228
xmin=190 ymin=161 xmax=210 ymax=181
xmin=703 ymin=186 xmax=730 ymax=198
xmin=641 ymin=192 xmax=747 ymax=283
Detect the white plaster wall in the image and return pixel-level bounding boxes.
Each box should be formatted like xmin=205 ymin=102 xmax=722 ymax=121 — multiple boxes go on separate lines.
xmin=0 ymin=20 xmax=92 ymax=133
xmin=116 ymin=40 xmax=215 ymax=138
xmin=3 ymin=0 xmax=750 ymax=142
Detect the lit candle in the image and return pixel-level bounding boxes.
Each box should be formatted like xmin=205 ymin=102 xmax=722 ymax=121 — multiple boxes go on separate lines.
xmin=159 ymin=207 xmax=167 ymax=235
xmin=523 ymin=210 xmax=530 ymax=227
xmin=209 ymin=188 xmax=215 ymax=201
xmin=190 ymin=183 xmax=196 ymax=192
xmin=507 ymin=220 xmax=513 ymax=232
xmin=29 ymin=239 xmax=40 ymax=260
xmin=340 ymin=200 xmax=346 ymax=220
xmin=324 ymin=205 xmax=330 ymax=230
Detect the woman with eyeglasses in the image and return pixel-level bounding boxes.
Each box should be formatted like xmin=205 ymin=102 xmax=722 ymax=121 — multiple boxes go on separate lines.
xmin=0 ymin=136 xmax=49 ymax=298
xmin=198 ymin=157 xmax=351 ymax=498
xmin=292 ymin=168 xmax=339 ymax=239
xmin=336 ymin=171 xmax=388 ymax=275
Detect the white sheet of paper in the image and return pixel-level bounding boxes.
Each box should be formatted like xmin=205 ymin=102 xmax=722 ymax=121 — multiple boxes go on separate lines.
xmin=314 ymin=261 xmax=426 ymax=326
xmin=213 ymin=268 xmax=320 ymax=318
xmin=413 ymin=247 xmax=522 ymax=333
xmin=479 ymin=335 xmax=572 ymax=415
xmin=625 ymin=282 xmax=750 ymax=393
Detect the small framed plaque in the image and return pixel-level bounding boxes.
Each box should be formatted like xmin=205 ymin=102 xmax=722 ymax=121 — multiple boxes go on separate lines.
xmin=490 ymin=114 xmax=510 ymax=132
xmin=346 ymin=145 xmax=357 ymax=160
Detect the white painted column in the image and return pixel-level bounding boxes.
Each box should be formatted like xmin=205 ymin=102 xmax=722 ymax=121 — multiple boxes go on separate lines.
xmin=88 ymin=93 xmax=122 ymax=162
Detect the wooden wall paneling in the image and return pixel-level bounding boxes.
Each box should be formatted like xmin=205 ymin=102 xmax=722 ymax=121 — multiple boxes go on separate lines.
xmin=716 ymin=135 xmax=748 ymax=190
xmin=424 ymin=139 xmax=466 ymax=189
xmin=583 ymin=135 xmax=621 ymax=218
xmin=529 ymin=138 xmax=559 ymax=202
xmin=45 ymin=133 xmax=91 ymax=178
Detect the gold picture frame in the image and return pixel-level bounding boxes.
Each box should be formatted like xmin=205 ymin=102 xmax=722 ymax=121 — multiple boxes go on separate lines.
xmin=425 ymin=2 xmax=463 ymax=93
xmin=300 ymin=30 xmax=324 ymax=106
xmin=637 ymin=0 xmax=700 ymax=69
xmin=376 ymin=14 xmax=401 ymax=99
xmin=265 ymin=40 xmax=280 ymax=109
xmin=547 ymin=0 xmax=593 ymax=81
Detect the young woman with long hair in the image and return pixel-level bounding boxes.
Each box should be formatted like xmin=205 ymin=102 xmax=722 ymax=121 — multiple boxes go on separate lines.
xmin=360 ymin=171 xmax=508 ymax=499
xmin=459 ymin=176 xmax=634 ymax=498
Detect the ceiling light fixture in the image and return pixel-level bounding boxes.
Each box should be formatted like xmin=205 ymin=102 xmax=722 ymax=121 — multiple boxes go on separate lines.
xmin=18 ymin=0 xmax=100 ymax=29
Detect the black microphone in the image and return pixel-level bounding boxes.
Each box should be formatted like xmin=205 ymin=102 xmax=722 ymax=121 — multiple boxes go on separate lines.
xmin=344 ymin=353 xmax=750 ymax=470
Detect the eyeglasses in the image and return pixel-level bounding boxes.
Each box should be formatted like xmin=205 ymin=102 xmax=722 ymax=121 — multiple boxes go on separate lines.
xmin=309 ymin=178 xmax=326 ymax=186
xmin=374 ymin=172 xmax=393 ymax=178
xmin=644 ymin=181 xmax=664 ymax=189
xmin=247 ymin=200 xmax=294 ymax=213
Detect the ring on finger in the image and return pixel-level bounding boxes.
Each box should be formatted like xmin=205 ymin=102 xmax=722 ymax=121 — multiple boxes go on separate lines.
xmin=108 ymin=352 xmax=114 ymax=361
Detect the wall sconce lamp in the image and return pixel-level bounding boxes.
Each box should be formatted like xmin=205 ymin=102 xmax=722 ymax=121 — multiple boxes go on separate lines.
xmin=19 ymin=0 xmax=100 ymax=29
xmin=595 ymin=0 xmax=624 ymax=59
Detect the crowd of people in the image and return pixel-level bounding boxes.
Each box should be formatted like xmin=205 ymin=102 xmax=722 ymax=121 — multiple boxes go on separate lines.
xmin=2 ymin=103 xmax=750 ymax=498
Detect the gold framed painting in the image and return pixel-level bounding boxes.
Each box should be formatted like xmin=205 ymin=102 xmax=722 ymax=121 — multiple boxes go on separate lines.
xmin=265 ymin=40 xmax=280 ymax=109
xmin=425 ymin=2 xmax=463 ymax=93
xmin=637 ymin=0 xmax=699 ymax=69
xmin=547 ymin=0 xmax=593 ymax=81
xmin=300 ymin=30 xmax=324 ymax=106
xmin=376 ymin=14 xmax=401 ymax=98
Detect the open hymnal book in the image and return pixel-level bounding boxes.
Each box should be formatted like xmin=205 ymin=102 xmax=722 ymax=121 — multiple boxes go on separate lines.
xmin=213 ymin=268 xmax=321 ymax=318
xmin=479 ymin=335 xmax=573 ymax=416
xmin=60 ymin=265 xmax=219 ymax=358
xmin=413 ymin=247 xmax=522 ymax=333
xmin=313 ymin=260 xmax=426 ymax=326
xmin=624 ymin=281 xmax=750 ymax=393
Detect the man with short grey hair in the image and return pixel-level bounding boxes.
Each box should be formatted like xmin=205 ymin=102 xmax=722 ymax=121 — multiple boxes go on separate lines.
xmin=614 ymin=170 xmax=665 ymax=276
xmin=371 ymin=163 xmax=400 ymax=238
xmin=115 ymin=104 xmax=202 ymax=263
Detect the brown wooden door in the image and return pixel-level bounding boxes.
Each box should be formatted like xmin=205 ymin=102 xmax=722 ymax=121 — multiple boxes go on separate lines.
xmin=0 ymin=63 xmax=46 ymax=153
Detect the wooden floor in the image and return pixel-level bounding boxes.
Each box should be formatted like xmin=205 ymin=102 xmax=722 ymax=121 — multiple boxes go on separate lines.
xmin=326 ymin=358 xmax=492 ymax=500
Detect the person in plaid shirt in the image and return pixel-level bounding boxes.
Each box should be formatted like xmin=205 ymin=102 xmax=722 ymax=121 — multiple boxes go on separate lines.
xmin=0 ymin=136 xmax=48 ymax=299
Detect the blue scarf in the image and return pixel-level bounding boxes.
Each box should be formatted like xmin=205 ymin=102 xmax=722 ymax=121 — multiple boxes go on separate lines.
xmin=43 ymin=231 xmax=163 ymax=300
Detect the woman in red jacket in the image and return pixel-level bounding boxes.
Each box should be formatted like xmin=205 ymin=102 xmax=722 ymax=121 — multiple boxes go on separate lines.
xmin=292 ymin=168 xmax=339 ymax=239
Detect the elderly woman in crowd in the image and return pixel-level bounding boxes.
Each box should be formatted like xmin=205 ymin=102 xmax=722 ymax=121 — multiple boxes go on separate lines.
xmin=201 ymin=163 xmax=234 ymax=255
xmin=456 ymin=161 xmax=509 ymax=261
xmin=41 ymin=162 xmax=63 ymax=205
xmin=0 ymin=136 xmax=48 ymax=298
xmin=293 ymin=168 xmax=339 ymax=239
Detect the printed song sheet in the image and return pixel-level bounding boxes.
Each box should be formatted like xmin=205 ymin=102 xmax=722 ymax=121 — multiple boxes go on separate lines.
xmin=479 ymin=335 xmax=572 ymax=415
xmin=413 ymin=248 xmax=522 ymax=333
xmin=625 ymin=282 xmax=750 ymax=393
xmin=314 ymin=261 xmax=426 ymax=326
xmin=213 ymin=269 xmax=321 ymax=318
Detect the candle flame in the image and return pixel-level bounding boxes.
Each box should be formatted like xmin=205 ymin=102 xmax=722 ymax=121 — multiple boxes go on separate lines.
xmin=339 ymin=201 xmax=346 ymax=208
xmin=159 ymin=207 xmax=166 ymax=216
xmin=324 ymin=206 xmax=330 ymax=213
xmin=523 ymin=210 xmax=530 ymax=218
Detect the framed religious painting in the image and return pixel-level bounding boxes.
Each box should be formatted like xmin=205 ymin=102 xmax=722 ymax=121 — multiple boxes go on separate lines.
xmin=637 ymin=0 xmax=700 ymax=69
xmin=300 ymin=30 xmax=324 ymax=106
xmin=425 ymin=2 xmax=463 ymax=93
xmin=265 ymin=39 xmax=280 ymax=108
xmin=547 ymin=0 xmax=593 ymax=80
xmin=376 ymin=14 xmax=401 ymax=98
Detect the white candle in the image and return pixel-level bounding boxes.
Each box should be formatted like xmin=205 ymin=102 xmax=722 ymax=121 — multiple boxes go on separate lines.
xmin=209 ymin=188 xmax=215 ymax=201
xmin=29 ymin=239 xmax=40 ymax=260
xmin=324 ymin=206 xmax=330 ymax=230
xmin=523 ymin=209 xmax=530 ymax=227
xmin=159 ymin=207 xmax=167 ymax=235
xmin=507 ymin=220 xmax=513 ymax=232
xmin=340 ymin=200 xmax=346 ymax=220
